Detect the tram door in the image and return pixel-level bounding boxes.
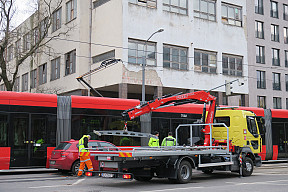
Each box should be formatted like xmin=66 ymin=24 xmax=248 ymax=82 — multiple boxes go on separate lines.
xmin=10 ymin=113 xmax=29 ymax=167
xmin=273 ymin=123 xmax=288 ymax=159
xmin=10 ymin=113 xmax=56 ymax=167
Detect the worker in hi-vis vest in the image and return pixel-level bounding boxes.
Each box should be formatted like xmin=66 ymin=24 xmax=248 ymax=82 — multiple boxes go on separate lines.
xmin=161 ymin=132 xmax=176 ymax=146
xmin=148 ymin=131 xmax=159 ymax=147
xmin=77 ymin=135 xmax=93 ymax=177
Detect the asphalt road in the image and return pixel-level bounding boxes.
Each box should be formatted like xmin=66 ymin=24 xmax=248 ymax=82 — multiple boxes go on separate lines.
xmin=0 ymin=163 xmax=287 ymax=192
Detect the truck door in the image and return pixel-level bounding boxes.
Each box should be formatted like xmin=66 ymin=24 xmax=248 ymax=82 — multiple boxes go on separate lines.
xmin=246 ymin=116 xmax=261 ymax=153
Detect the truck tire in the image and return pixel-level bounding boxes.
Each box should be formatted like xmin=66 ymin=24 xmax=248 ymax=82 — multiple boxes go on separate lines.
xmin=134 ymin=176 xmax=152 ymax=182
xmin=176 ymin=160 xmax=192 ymax=184
xmin=242 ymin=157 xmax=253 ymax=177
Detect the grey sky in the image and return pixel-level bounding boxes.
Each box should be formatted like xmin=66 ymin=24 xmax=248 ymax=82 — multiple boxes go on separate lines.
xmin=14 ymin=0 xmax=35 ymax=26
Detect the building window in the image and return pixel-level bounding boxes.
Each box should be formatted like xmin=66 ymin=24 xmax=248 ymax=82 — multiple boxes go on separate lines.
xmin=273 ymin=97 xmax=281 ymax=109
xmin=284 ymin=4 xmax=288 ymax=20
xmin=92 ymin=50 xmax=115 ymax=64
xmin=222 ymin=54 xmax=243 ymax=76
xmin=30 ymin=69 xmax=37 ymax=89
xmin=163 ymin=0 xmax=188 ymax=15
xmin=286 ymin=98 xmax=288 ymax=109
xmin=221 ymin=3 xmax=242 ymax=27
xmin=255 ymin=21 xmax=264 ymax=39
xmin=128 ymin=39 xmax=156 ymax=66
xmin=257 ymin=70 xmax=266 ymax=89
xmin=22 ymin=73 xmax=28 ymax=92
xmin=0 ymin=84 xmax=6 ymax=91
xmin=65 ymin=49 xmax=76 ymax=75
xmin=257 ymin=96 xmax=266 ymax=109
xmin=272 ymin=48 xmax=280 ymax=66
xmin=193 ymin=0 xmax=216 ymax=21
xmin=66 ymin=0 xmax=77 ymax=22
xmin=284 ymin=27 xmax=288 ymax=44
xmin=273 ymin=72 xmax=281 ymax=90
xmin=23 ymin=32 xmax=30 ymax=52
xmin=256 ymin=45 xmax=265 ymax=64
xmin=163 ymin=45 xmax=188 ymax=70
xmin=194 ymin=50 xmax=216 ymax=73
xmin=286 ymin=74 xmax=288 ymax=91
xmin=271 ymin=24 xmax=279 ymax=42
xmin=285 ymin=50 xmax=288 ymax=67
xmin=39 ymin=63 xmax=47 ymax=85
xmin=40 ymin=17 xmax=48 ymax=39
xmin=51 ymin=57 xmax=61 ymax=81
xmin=15 ymin=39 xmax=21 ymax=56
xmin=255 ymin=0 xmax=264 ymax=15
xmin=13 ymin=77 xmax=20 ymax=92
xmin=7 ymin=45 xmax=13 ymax=62
xmin=32 ymin=27 xmax=39 ymax=46
xmin=271 ymin=1 xmax=278 ymax=18
xmin=128 ymin=0 xmax=156 ymax=8
xmin=52 ymin=7 xmax=62 ymax=32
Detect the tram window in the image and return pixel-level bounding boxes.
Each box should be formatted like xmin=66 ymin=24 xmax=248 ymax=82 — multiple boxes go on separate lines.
xmin=214 ymin=117 xmax=230 ymax=127
xmin=0 ymin=114 xmax=8 ymax=147
xmin=247 ymin=116 xmax=259 ymax=138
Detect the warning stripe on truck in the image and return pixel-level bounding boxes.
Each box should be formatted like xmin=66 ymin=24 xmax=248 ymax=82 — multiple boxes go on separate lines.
xmin=119 ymin=152 xmax=132 ymax=157
xmin=80 ymin=152 xmax=90 ymax=156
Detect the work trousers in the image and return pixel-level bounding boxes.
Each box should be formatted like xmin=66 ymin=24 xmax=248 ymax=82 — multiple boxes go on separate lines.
xmin=77 ymin=155 xmax=93 ymax=176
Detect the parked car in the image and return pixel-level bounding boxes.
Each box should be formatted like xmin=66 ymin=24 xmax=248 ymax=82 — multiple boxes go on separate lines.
xmin=49 ymin=139 xmax=118 ymax=175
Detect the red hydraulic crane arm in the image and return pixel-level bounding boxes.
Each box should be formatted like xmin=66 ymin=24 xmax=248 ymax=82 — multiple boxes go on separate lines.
xmin=122 ymin=91 xmax=216 ymax=146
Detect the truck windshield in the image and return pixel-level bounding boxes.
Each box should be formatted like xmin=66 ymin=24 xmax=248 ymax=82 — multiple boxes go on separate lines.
xmin=246 ymin=116 xmax=259 ymax=137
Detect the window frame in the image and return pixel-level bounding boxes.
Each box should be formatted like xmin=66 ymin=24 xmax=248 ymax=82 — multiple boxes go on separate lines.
xmin=128 ymin=39 xmax=157 ymax=67
xmin=256 ymin=45 xmax=265 ymax=64
xmin=163 ymin=0 xmax=188 ymax=15
xmin=284 ymin=27 xmax=288 ymax=44
xmin=255 ymin=0 xmax=264 ymax=15
xmin=194 ymin=49 xmax=217 ymax=74
xmin=271 ymin=24 xmax=279 ymax=42
xmin=22 ymin=73 xmax=29 ymax=92
xmin=272 ymin=72 xmax=281 ymax=90
xmin=163 ymin=44 xmax=188 ymax=70
xmin=257 ymin=70 xmax=266 ymax=89
xmin=51 ymin=57 xmax=61 ymax=81
xmin=272 ymin=48 xmax=280 ymax=66
xmin=273 ymin=97 xmax=282 ymax=109
xmin=222 ymin=54 xmax=243 ymax=77
xmin=257 ymin=95 xmax=266 ymax=109
xmin=52 ymin=7 xmax=62 ymax=32
xmin=193 ymin=0 xmax=216 ymax=21
xmin=65 ymin=49 xmax=76 ymax=76
xmin=270 ymin=1 xmax=279 ymax=18
xmin=221 ymin=3 xmax=242 ymax=27
xmin=66 ymin=0 xmax=77 ymax=23
xmin=30 ymin=69 xmax=37 ymax=89
xmin=255 ymin=21 xmax=264 ymax=39
xmin=284 ymin=4 xmax=288 ymax=20
xmin=128 ymin=0 xmax=157 ymax=8
xmin=39 ymin=63 xmax=47 ymax=85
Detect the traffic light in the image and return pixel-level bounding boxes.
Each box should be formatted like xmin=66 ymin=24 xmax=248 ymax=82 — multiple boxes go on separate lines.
xmin=225 ymin=80 xmax=232 ymax=96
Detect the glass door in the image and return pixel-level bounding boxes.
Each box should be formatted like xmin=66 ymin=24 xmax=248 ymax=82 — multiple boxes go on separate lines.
xmin=10 ymin=113 xmax=29 ymax=167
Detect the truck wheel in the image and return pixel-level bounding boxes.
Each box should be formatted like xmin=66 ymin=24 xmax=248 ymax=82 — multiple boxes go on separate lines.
xmin=242 ymin=157 xmax=253 ymax=177
xmin=134 ymin=176 xmax=152 ymax=181
xmin=176 ymin=160 xmax=192 ymax=184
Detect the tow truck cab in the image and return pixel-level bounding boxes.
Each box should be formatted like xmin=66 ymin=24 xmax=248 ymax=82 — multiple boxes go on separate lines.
xmin=213 ymin=110 xmax=265 ymax=154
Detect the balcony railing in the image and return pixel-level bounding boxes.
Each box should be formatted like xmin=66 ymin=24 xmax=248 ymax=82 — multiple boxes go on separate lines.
xmin=257 ymin=81 xmax=266 ymax=89
xmin=272 ymin=58 xmax=280 ymax=66
xmin=255 ymin=6 xmax=264 ymax=15
xmin=256 ymin=56 xmax=265 ymax=63
xmin=273 ymin=83 xmax=281 ymax=90
xmin=271 ymin=10 xmax=278 ymax=18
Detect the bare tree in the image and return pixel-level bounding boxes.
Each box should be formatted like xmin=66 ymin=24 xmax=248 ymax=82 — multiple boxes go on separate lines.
xmin=0 ymin=0 xmax=71 ymax=91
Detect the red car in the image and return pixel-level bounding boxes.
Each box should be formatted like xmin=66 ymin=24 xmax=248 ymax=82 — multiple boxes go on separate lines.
xmin=49 ymin=139 xmax=118 ymax=175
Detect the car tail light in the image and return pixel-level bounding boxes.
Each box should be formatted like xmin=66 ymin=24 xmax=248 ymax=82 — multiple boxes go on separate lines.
xmin=123 ymin=174 xmax=132 ymax=179
xmin=61 ymin=152 xmax=69 ymax=157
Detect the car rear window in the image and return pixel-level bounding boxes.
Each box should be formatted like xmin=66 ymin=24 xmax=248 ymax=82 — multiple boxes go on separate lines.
xmin=54 ymin=143 xmax=72 ymax=150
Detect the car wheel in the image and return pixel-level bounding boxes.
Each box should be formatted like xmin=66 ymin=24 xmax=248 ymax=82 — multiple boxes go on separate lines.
xmin=176 ymin=160 xmax=192 ymax=184
xmin=242 ymin=157 xmax=253 ymax=177
xmin=71 ymin=160 xmax=80 ymax=175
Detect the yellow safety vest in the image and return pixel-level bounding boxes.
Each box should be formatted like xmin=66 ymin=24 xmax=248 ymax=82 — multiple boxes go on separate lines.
xmin=148 ymin=136 xmax=159 ymax=147
xmin=78 ymin=135 xmax=89 ymax=153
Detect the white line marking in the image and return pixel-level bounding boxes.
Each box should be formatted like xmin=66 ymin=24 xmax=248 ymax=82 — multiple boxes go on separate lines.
xmin=140 ymin=186 xmax=203 ymax=192
xmin=29 ymin=178 xmax=85 ymax=189
xmin=3 ymin=177 xmax=60 ymax=182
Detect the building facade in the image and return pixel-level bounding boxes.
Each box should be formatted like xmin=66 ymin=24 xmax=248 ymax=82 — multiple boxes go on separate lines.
xmin=247 ymin=0 xmax=288 ymax=109
xmin=4 ymin=0 xmax=249 ymax=106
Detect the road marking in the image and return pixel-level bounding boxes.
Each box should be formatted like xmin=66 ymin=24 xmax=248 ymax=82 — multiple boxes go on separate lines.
xmin=226 ymin=179 xmax=288 ymax=186
xmin=29 ymin=178 xmax=85 ymax=189
xmin=1 ymin=177 xmax=60 ymax=183
xmin=140 ymin=186 xmax=203 ymax=192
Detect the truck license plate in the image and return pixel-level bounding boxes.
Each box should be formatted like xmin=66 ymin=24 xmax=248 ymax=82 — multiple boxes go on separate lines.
xmin=101 ymin=173 xmax=114 ymax=178
xmin=50 ymin=161 xmax=55 ymax=165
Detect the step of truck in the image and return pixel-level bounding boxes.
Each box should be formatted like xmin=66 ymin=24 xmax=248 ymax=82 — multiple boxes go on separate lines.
xmin=198 ymin=161 xmax=233 ymax=167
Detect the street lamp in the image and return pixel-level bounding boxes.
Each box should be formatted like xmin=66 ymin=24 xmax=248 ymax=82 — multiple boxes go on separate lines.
xmin=141 ymin=29 xmax=164 ymax=103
